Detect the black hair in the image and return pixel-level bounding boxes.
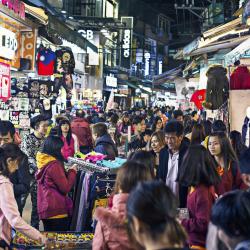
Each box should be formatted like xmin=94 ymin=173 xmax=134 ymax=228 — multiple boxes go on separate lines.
xmin=110 ymin=113 xmax=119 ymax=125
xmin=191 ymin=111 xmax=198 ymax=117
xmin=211 ymin=190 xmax=250 ymax=239
xmin=0 ymin=143 xmax=25 ymax=177
xmin=127 ymin=181 xmax=187 ymax=245
xmin=30 ymin=115 xmax=48 ymax=130
xmin=0 ymin=121 xmax=15 ymax=138
xmin=55 ymin=115 xmax=69 ymax=125
xmin=92 ymin=123 xmax=108 ymax=137
xmin=75 ymin=110 xmax=85 ymax=118
xmin=114 ymin=161 xmax=152 ymax=194
xmin=132 ymin=116 xmax=143 ymax=125
xmin=151 ymin=116 xmax=163 ymax=132
xmin=58 ymin=119 xmax=72 ymax=146
xmin=239 ymin=148 xmax=250 ymax=174
xmin=202 ymin=120 xmax=212 ymax=137
xmin=141 ymin=129 xmax=153 ymax=137
xmin=208 ymin=132 xmax=238 ymax=171
xmin=212 ymin=120 xmax=226 ymax=133
xmin=165 ymin=121 xmax=184 ymax=136
xmin=178 ymin=145 xmax=220 ymax=187
xmin=42 ymin=136 xmax=65 ymax=162
xmin=190 ymin=123 xmax=205 ymax=145
xmin=128 ymin=150 xmax=155 ymax=178
xmin=173 ymin=110 xmax=183 ymax=119
xmin=229 ymin=130 xmax=247 ymax=159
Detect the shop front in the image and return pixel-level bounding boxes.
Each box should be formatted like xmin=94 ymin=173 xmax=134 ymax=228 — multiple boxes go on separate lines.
xmin=0 ymin=1 xmax=38 ymax=131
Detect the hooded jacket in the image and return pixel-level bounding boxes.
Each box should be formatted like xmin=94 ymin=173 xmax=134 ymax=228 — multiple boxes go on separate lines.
xmin=93 ymin=193 xmax=135 ymax=250
xmin=95 ymin=134 xmax=118 ymax=160
xmin=0 ymin=176 xmax=42 ymax=245
xmin=36 ymin=152 xmax=77 ymax=219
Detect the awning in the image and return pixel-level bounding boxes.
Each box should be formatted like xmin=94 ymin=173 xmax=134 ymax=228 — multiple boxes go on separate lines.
xmin=25 ymin=3 xmax=48 ymax=25
xmin=48 ymin=15 xmax=98 ymax=53
xmin=225 ymin=37 xmax=250 ymax=65
xmin=153 ymin=65 xmax=184 ymax=85
xmin=189 ymin=35 xmax=250 ymax=56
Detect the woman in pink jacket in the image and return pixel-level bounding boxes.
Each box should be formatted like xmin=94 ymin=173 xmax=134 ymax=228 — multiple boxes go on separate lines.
xmin=93 ymin=161 xmax=153 ymax=250
xmin=0 ymin=143 xmax=46 ymax=249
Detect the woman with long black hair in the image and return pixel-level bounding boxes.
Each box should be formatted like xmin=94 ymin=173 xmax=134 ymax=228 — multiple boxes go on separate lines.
xmin=36 ymin=136 xmax=77 ymax=232
xmin=208 ymin=132 xmax=244 ymax=196
xmin=58 ymin=119 xmax=79 ymax=160
xmin=0 ymin=144 xmax=46 ymax=249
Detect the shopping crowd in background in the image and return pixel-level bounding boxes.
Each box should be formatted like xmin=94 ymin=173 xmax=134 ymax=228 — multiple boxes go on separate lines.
xmin=1 ymin=105 xmax=250 ymax=250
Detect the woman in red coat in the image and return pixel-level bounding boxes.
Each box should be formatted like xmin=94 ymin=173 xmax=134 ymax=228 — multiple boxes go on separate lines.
xmin=208 ymin=132 xmax=245 ymax=196
xmin=178 ymin=145 xmax=220 ymax=249
xmin=36 ymin=136 xmax=77 ymax=232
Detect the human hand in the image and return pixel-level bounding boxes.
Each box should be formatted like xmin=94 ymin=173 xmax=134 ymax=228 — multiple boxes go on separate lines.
xmin=69 ymin=164 xmax=78 ymax=172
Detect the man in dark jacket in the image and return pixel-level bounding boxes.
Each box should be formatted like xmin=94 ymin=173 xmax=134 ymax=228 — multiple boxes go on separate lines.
xmin=92 ymin=122 xmax=118 ymax=160
xmin=71 ymin=110 xmax=93 ymax=154
xmin=0 ymin=121 xmax=31 ymax=215
xmin=157 ymin=121 xmax=189 ymax=208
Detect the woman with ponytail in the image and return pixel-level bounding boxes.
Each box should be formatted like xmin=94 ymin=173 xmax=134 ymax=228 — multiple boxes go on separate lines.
xmin=0 ymin=144 xmax=46 ymax=249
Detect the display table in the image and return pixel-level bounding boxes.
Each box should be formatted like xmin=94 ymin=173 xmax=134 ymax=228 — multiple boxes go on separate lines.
xmin=12 ymin=232 xmax=93 ymax=249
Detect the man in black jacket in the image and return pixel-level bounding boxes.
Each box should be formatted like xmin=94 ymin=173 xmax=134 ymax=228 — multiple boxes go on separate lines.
xmin=0 ymin=121 xmax=31 ymax=215
xmin=157 ymin=121 xmax=189 ymax=208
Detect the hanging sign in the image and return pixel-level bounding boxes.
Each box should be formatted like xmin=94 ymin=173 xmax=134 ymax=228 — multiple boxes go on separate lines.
xmin=0 ymin=62 xmax=11 ymax=102
xmin=123 ymin=29 xmax=131 ymax=58
xmin=1 ymin=0 xmax=25 ymax=19
xmin=0 ymin=27 xmax=18 ymax=60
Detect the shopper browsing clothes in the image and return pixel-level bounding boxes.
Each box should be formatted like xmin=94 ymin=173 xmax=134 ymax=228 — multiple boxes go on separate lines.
xmin=93 ymin=161 xmax=152 ymax=250
xmin=21 ymin=115 xmax=49 ymax=229
xmin=36 ymin=136 xmax=77 ymax=232
xmin=0 ymin=144 xmax=46 ymax=249
xmin=92 ymin=123 xmax=118 ymax=160
xmin=0 ymin=121 xmax=31 ymax=215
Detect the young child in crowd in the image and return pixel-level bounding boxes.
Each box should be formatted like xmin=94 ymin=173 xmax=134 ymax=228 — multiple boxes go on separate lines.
xmin=178 ymin=145 xmax=220 ymax=249
xmin=93 ymin=161 xmax=152 ymax=250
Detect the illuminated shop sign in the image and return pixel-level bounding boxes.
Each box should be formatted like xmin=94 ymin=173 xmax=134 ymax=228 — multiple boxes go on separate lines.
xmin=0 ymin=27 xmax=18 ymax=60
xmin=123 ymin=29 xmax=131 ymax=58
xmin=106 ymin=74 xmax=117 ymax=88
xmin=145 ymin=52 xmax=150 ymax=76
xmin=1 ymin=0 xmax=25 ymax=19
xmin=78 ymin=30 xmax=94 ymax=40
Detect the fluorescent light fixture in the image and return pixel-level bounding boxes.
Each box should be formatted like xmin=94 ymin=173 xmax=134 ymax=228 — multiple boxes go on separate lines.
xmin=61 ymin=10 xmax=67 ymax=14
xmin=68 ymin=16 xmax=74 ymax=19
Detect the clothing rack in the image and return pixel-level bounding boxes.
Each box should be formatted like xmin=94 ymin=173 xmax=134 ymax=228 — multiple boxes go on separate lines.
xmin=68 ymin=157 xmax=110 ymax=173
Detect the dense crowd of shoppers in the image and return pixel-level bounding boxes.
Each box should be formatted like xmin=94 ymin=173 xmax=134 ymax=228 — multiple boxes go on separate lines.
xmin=0 ymin=105 xmax=250 ymax=250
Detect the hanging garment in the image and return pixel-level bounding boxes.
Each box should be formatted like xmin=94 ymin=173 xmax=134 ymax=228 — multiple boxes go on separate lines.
xmin=37 ymin=48 xmax=56 ymax=76
xmin=54 ymin=48 xmax=75 ymax=74
xmin=205 ymin=65 xmax=229 ymax=110
xmin=230 ymin=66 xmax=250 ymax=90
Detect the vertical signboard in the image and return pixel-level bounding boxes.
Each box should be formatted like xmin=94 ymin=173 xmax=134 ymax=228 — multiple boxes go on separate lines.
xmin=121 ymin=16 xmax=133 ymax=69
xmin=0 ymin=62 xmax=10 ymax=102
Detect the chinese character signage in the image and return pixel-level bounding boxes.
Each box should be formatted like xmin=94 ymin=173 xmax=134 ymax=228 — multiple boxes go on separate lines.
xmin=0 ymin=62 xmax=11 ymax=102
